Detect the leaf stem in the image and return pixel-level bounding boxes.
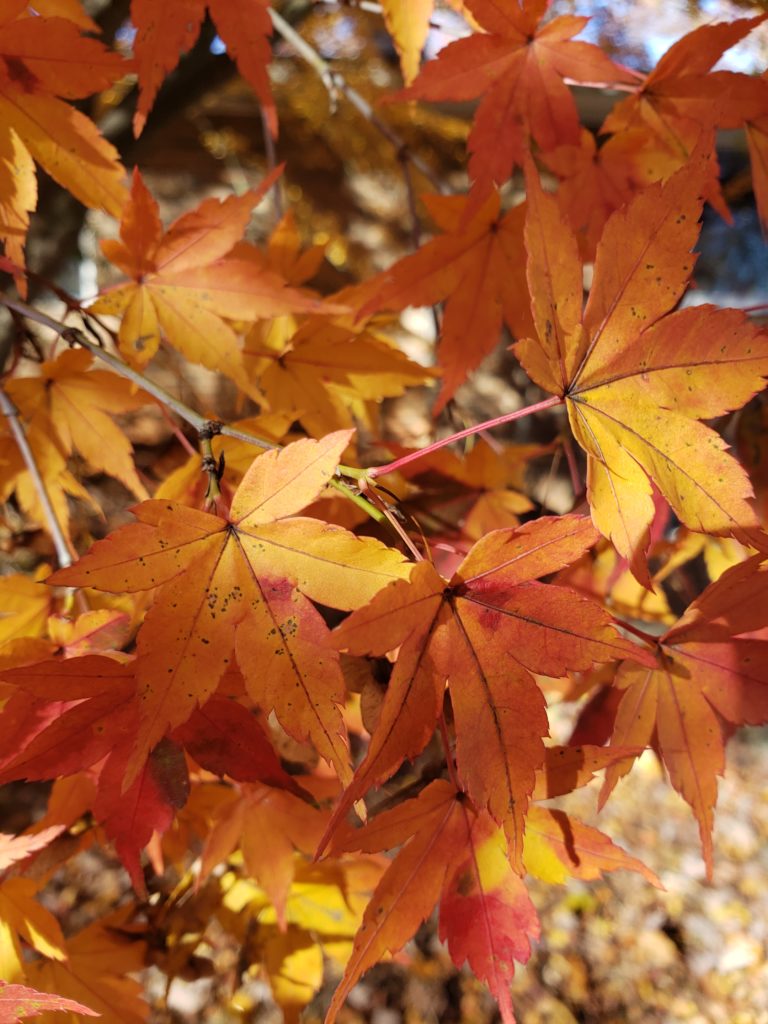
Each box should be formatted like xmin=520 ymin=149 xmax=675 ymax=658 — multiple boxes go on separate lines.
xmin=260 ymin=105 xmax=284 ymax=221
xmin=368 ymin=394 xmax=564 ymax=478
xmin=268 ymin=8 xmax=445 ymax=193
xmin=612 ymin=617 xmax=661 ymax=647
xmin=362 ymin=482 xmax=423 ymax=559
xmin=438 ymin=710 xmax=461 ymax=791
xmin=0 ymin=386 xmax=73 ymax=568
xmin=562 ymin=432 xmax=583 ymax=500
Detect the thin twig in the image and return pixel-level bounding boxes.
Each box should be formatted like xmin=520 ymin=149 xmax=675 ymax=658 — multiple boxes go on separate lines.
xmin=260 ymin=106 xmax=284 ymax=221
xmin=0 ymin=292 xmax=388 ymax=523
xmin=562 ymin=432 xmax=583 ymax=501
xmin=399 ymin=152 xmax=423 ymax=249
xmin=314 ymin=0 xmax=466 ymax=36
xmin=0 ymin=293 xmax=277 ymax=451
xmin=0 ymin=387 xmax=73 ymax=568
xmin=362 ymin=482 xmax=423 ymax=560
xmin=312 ymin=1 xmax=645 ymax=91
xmin=612 ymin=616 xmax=661 ymax=647
xmin=437 ymin=710 xmax=461 ymax=791
xmin=268 ymin=8 xmax=445 ymax=193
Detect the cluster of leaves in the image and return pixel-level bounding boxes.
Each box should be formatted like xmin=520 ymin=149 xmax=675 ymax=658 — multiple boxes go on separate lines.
xmin=1 ymin=1 xmax=767 ymax=1022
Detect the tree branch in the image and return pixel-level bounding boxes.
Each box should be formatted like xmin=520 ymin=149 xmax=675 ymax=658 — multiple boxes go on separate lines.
xmin=268 ymin=8 xmax=446 ymax=193
xmin=0 ymin=386 xmax=73 ymax=568
xmin=0 ymin=293 xmax=278 ymax=451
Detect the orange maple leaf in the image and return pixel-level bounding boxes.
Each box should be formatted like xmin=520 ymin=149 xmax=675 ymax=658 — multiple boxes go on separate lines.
xmin=390 ymin=0 xmax=637 ymax=192
xmin=327 ymin=779 xmax=539 ymax=1024
xmin=50 ymin=432 xmax=410 ymax=787
xmin=363 ymin=191 xmax=532 ymax=411
xmin=0 ymin=3 xmax=128 ymax=272
xmin=199 ymin=782 xmax=327 ymax=927
xmin=522 ymin=806 xmax=661 ymax=887
xmin=7 ymin=348 xmax=151 ymax=501
xmin=540 ymin=128 xmax=664 ymax=261
xmin=597 ymin=556 xmax=768 ymax=877
xmin=0 ymin=827 xmax=64 ymax=874
xmin=245 ymin=311 xmax=436 ymax=437
xmin=130 ymin=0 xmax=274 ymax=137
xmin=0 ymin=415 xmax=97 ymax=545
xmin=380 ymin=0 xmax=434 ymax=85
xmin=91 ymin=168 xmax=329 ymax=395
xmin=326 ymin=514 xmax=645 ymax=868
xmin=517 ymin=149 xmax=768 ymax=581
xmin=24 ymin=907 xmax=148 ymax=1024
xmin=602 ymin=16 xmax=768 ymax=188
xmin=597 ymin=17 xmax=768 ymax=224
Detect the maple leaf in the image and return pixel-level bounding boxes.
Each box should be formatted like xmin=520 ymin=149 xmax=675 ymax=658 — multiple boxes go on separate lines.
xmin=595 ymin=556 xmax=768 ymax=877
xmin=0 ymin=608 xmax=132 ymax=674
xmin=380 ymin=0 xmax=433 ymax=85
xmin=50 ymin=432 xmax=410 ymax=788
xmin=0 ymin=4 xmax=128 ymax=271
xmin=0 ymin=876 xmax=66 ymax=982
xmin=0 ymin=981 xmax=97 ymax=1024
xmin=213 ymin=215 xmax=430 ymax=436
xmin=199 ymin=783 xmax=327 ymax=927
xmin=96 ymin=735 xmax=190 ymax=894
xmin=0 ymin=827 xmax=64 ymax=874
xmin=0 ymin=569 xmax=50 ymax=650
xmin=517 ymin=150 xmax=768 ymax=581
xmin=0 ymin=656 xmax=317 ymax=890
xmin=0 ymin=402 xmax=98 ymax=544
xmin=523 ymin=807 xmax=661 ymax=887
xmin=390 ymin=0 xmax=637 ymax=193
xmin=172 ymin=695 xmax=309 ymax=797
xmin=540 ymin=128 xmax=660 ymax=261
xmin=7 ymin=349 xmax=151 ymax=501
xmin=45 ymin=610 xmax=132 ymax=660
xmin=90 ymin=168 xmax=327 ymax=394
xmin=602 ymin=16 xmax=768 ymax=179
xmin=326 ymin=779 xmax=539 ymax=1024
xmin=532 ymin=743 xmax=642 ymax=801
xmin=326 ymin=514 xmax=645 ymax=867
xmin=130 ymin=0 xmax=274 ymax=137
xmin=217 ymin=856 xmax=384 ymax=1023
xmin=363 ymin=191 xmax=532 ymax=411
xmin=246 ymin=319 xmax=435 ymax=437
xmin=0 ymin=657 xmax=137 ymax=785
xmin=24 ymin=907 xmax=148 ymax=1024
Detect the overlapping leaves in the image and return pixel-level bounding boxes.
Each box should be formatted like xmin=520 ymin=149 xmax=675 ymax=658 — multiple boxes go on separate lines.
xmin=91 ymin=169 xmax=327 ymax=394
xmin=0 ymin=2 xmax=127 ymax=271
xmin=592 ymin=556 xmax=768 ymax=875
xmin=326 ymin=514 xmax=646 ymax=866
xmin=50 ymin=431 xmax=409 ymax=786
